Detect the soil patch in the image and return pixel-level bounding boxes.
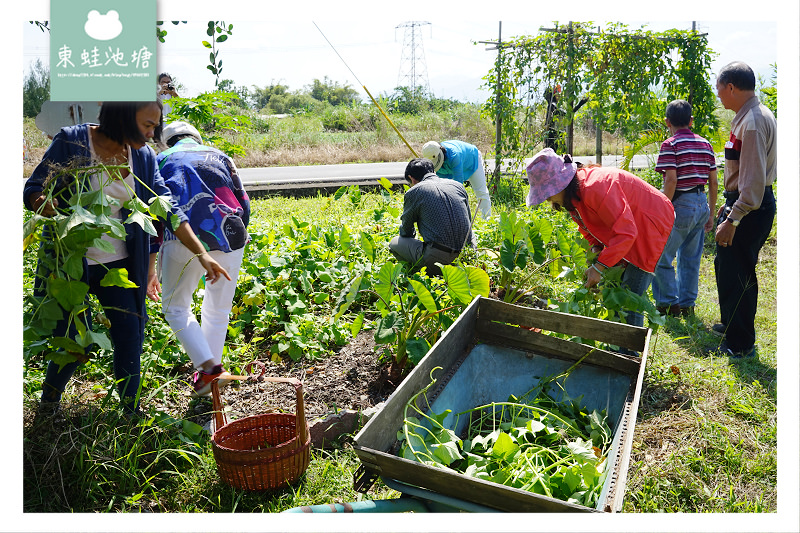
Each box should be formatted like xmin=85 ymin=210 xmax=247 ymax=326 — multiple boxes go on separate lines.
xmin=22 ymin=331 xmax=396 ymax=435
xmin=163 ymin=330 xmax=394 ymax=431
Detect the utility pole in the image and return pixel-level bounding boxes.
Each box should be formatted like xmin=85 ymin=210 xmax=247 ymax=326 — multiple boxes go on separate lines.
xmin=396 ymin=21 xmax=432 ymax=95
xmin=479 ymin=22 xmax=509 ymax=183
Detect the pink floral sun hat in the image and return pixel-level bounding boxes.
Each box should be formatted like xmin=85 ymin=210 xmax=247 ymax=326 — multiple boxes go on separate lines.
xmin=525 ymin=148 xmax=578 ymax=207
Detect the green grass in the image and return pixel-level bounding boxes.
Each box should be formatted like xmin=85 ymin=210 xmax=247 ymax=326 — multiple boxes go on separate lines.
xmin=622 ymin=234 xmax=777 ymax=513
xmin=22 ymin=183 xmax=778 ymax=515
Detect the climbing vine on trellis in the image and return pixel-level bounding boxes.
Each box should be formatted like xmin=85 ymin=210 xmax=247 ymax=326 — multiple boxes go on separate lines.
xmin=482 ymin=21 xmax=719 ymax=177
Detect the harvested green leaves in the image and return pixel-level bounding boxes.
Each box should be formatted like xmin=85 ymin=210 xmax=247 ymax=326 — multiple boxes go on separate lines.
xmin=398 ymin=367 xmax=613 ymax=508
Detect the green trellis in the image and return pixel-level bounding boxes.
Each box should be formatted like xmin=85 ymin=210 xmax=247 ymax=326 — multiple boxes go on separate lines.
xmin=480 ymin=21 xmax=718 ymax=182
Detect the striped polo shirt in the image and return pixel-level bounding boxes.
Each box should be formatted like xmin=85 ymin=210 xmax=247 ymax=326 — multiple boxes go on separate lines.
xmin=655 ymin=128 xmax=717 ymax=190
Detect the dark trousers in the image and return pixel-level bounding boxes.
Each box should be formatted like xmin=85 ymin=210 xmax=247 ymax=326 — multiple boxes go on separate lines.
xmin=714 ymin=187 xmax=775 ymax=352
xmin=42 ymin=258 xmax=145 ymax=412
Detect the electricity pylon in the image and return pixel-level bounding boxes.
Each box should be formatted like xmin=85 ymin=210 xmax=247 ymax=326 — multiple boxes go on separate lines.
xmin=396 ymin=21 xmax=431 ymax=95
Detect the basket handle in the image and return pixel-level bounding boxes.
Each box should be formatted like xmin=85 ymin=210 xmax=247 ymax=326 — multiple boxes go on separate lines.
xmin=210 ymin=367 xmax=308 ymax=444
xmin=210 ymin=361 xmax=265 ymax=429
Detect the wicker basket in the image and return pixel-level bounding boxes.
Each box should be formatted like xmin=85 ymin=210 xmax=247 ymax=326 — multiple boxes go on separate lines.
xmin=210 ymin=374 xmax=310 ymax=491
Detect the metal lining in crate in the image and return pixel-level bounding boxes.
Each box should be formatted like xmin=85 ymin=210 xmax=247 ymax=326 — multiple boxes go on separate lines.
xmin=353 ymin=296 xmax=649 ymax=513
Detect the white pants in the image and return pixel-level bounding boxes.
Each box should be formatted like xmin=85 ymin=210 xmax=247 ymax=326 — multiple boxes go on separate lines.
xmin=160 ymin=240 xmax=244 ymax=369
xmin=466 ymin=156 xmax=492 ymax=219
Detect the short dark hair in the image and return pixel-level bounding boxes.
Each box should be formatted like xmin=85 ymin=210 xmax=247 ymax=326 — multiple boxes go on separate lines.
xmin=97 ymin=101 xmax=163 ymax=146
xmin=665 ymin=99 xmax=692 ymax=128
xmin=717 ymin=62 xmax=756 ymax=91
xmin=405 ymin=158 xmax=435 ymax=183
xmin=158 ymin=72 xmax=172 ymax=83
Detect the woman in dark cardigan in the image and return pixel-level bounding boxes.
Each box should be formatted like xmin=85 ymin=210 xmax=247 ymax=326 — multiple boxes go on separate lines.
xmin=24 ymin=101 xmax=229 ymax=416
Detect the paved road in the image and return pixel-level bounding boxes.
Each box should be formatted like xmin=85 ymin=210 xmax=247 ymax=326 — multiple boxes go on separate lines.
xmin=237 ymin=155 xmax=659 ymax=192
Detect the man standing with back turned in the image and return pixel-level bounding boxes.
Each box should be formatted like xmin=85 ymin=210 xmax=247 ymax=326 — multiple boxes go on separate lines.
xmin=652 ymin=99 xmax=718 ymax=318
xmin=709 ymin=61 xmax=776 ymax=360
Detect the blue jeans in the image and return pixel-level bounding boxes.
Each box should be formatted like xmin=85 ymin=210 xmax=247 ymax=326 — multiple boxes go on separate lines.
xmin=620 ymin=263 xmax=655 ymax=328
xmin=652 ymin=190 xmax=709 ymax=308
xmin=41 ymin=258 xmax=145 ymax=413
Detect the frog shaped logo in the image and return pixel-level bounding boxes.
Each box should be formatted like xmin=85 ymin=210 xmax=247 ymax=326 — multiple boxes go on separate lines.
xmin=84 ymin=10 xmax=123 ymax=41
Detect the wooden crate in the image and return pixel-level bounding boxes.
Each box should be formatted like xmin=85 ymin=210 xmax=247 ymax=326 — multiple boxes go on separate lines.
xmin=353 ymin=296 xmax=649 ymax=513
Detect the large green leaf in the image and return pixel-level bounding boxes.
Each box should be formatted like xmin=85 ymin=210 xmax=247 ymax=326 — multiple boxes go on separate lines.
xmin=526 ymin=227 xmax=546 ymax=265
xmin=408 ymin=279 xmax=437 ymax=313
xmin=375 ymin=311 xmax=400 ymax=344
xmin=50 ymin=335 xmax=85 ymax=354
xmin=349 ymin=312 xmax=364 ymax=337
xmin=555 ymin=228 xmax=572 ymax=257
xmin=334 ymin=274 xmax=362 ymax=320
xmin=378 ymin=176 xmax=393 ymax=192
xmin=23 ymin=215 xmax=46 ymax=249
xmin=35 ymin=297 xmax=66 ymax=322
xmin=60 ymin=205 xmax=98 ymax=238
xmin=359 ymin=231 xmax=375 ymax=264
xmin=528 ymin=218 xmax=553 ymax=244
xmin=500 ymin=239 xmax=527 ymax=273
xmin=490 ymin=431 xmax=520 ymax=462
xmin=148 ymin=195 xmax=173 ymax=221
xmin=441 ymin=264 xmax=490 ymax=306
xmin=89 ymin=237 xmax=117 ymax=254
xmin=95 ymin=213 xmax=127 ymax=239
xmin=61 ymin=251 xmax=85 ymax=280
xmin=124 ymin=209 xmax=157 ymax=236
xmin=405 ymin=338 xmax=430 ymax=366
xmin=100 ymin=268 xmax=138 ymax=289
xmin=432 ymin=440 xmax=463 ymax=466
xmin=339 ymin=226 xmax=351 ymax=253
xmin=77 ymin=329 xmax=112 ymax=351
xmin=48 ymin=277 xmax=89 ymax=310
xmin=374 ymin=261 xmax=400 ymax=306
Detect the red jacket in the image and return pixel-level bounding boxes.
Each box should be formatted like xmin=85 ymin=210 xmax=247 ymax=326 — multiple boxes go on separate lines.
xmin=569 ymin=167 xmax=674 ymax=273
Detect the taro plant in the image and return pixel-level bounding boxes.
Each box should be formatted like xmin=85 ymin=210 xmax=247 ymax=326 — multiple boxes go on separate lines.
xmin=23 ymin=164 xmax=179 ymax=368
xmin=492 ymin=211 xmax=556 ymax=303
xmin=335 ymin=259 xmax=490 ymax=379
xmin=549 ymin=265 xmax=665 ymax=347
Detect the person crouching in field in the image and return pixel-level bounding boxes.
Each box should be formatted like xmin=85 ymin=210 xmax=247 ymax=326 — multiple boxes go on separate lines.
xmin=389 ymin=158 xmax=474 ymax=277
xmin=525 ymin=148 xmax=675 ymax=328
xmin=154 ymin=121 xmax=250 ymax=397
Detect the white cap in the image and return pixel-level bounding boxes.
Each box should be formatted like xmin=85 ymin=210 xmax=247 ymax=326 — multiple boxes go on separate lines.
xmin=421 ymin=141 xmax=444 ymax=171
xmin=162 ymin=121 xmax=202 ymax=145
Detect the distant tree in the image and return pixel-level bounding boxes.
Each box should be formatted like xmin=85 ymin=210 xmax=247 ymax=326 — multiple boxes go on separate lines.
xmin=250 ymin=83 xmax=290 ymax=110
xmin=217 ymin=79 xmax=250 ymax=108
xmin=758 ymin=63 xmax=777 ymax=118
xmin=23 ymin=59 xmax=50 ymax=118
xmin=266 ymin=92 xmax=320 ymax=115
xmin=307 ymin=76 xmax=360 ymax=106
xmin=385 ymin=86 xmax=429 ymax=115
